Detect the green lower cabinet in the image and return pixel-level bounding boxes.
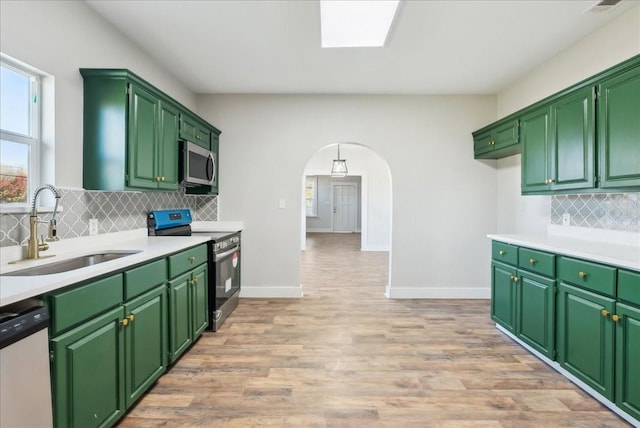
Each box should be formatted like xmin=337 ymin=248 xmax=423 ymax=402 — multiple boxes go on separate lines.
xmin=516 ymin=271 xmax=555 ymax=359
xmin=615 ymin=302 xmax=640 ymax=420
xmin=557 ymin=282 xmax=615 ymax=400
xmin=168 ymin=263 xmax=208 ymax=364
xmin=491 ymin=261 xmax=517 ymax=333
xmin=124 ymin=285 xmax=168 ymax=407
xmin=51 ymin=306 xmax=126 ymax=428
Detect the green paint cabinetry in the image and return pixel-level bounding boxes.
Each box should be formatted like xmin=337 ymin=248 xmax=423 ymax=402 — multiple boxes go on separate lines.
xmin=44 ymin=249 xmax=201 ymax=427
xmin=168 ymin=245 xmax=208 ymax=363
xmin=521 ymin=87 xmax=595 ymax=194
xmin=598 ymin=65 xmax=640 ymax=189
xmin=473 ymin=119 xmax=519 ymax=159
xmin=80 ymin=69 xmax=220 ymax=193
xmin=489 ymin=239 xmax=640 ymax=424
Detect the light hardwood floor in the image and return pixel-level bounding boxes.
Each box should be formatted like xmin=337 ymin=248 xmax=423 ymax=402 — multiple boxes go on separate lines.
xmin=118 ymin=233 xmax=630 ymax=427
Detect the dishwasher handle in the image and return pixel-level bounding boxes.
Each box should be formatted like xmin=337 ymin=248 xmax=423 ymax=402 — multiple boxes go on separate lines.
xmin=214 ymin=246 xmax=239 ymax=262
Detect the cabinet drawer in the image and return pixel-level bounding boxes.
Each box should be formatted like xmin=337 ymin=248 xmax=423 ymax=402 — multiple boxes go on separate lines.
xmin=492 ymin=241 xmax=517 ymax=265
xmin=557 ymin=257 xmax=616 ymax=297
xmin=48 ymin=274 xmax=123 ymax=335
xmin=168 ymin=244 xmax=207 ymax=279
xmin=124 ymin=258 xmax=168 ymax=300
xmin=618 ymin=270 xmax=640 ymax=306
xmin=518 ymin=247 xmax=555 ymax=277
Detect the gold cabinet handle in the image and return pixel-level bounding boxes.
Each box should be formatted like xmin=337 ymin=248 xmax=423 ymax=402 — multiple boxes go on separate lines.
xmin=128 ymin=314 xmax=135 ymax=322
xmin=188 ymin=256 xmax=196 ymax=263
xmin=529 ymin=258 xmax=536 ymax=265
xmin=612 ymin=314 xmax=621 ymax=323
xmin=578 ymin=271 xmax=587 ymax=279
xmin=513 ymin=276 xmax=519 ymax=282
xmin=499 ymin=250 xmax=506 ymax=256
xmin=120 ymin=318 xmax=129 ymax=327
xmin=196 ymin=135 xmax=201 ymax=140
xmin=601 ymin=309 xmax=610 ymax=317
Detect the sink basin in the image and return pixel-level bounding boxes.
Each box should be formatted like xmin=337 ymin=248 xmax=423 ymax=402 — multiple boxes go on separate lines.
xmin=1 ymin=251 xmax=142 ymax=276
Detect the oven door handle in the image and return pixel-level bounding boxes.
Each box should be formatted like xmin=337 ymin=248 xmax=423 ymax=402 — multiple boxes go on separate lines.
xmin=214 ymin=246 xmax=239 ymax=262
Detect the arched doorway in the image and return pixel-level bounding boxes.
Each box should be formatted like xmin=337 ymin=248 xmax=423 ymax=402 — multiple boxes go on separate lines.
xmin=300 ymin=143 xmax=392 ymax=296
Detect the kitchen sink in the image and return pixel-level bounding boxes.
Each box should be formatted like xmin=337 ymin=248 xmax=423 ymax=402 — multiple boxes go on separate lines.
xmin=1 ymin=251 xmax=142 ymax=276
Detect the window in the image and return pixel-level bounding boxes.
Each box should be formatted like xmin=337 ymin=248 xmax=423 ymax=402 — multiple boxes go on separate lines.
xmin=0 ymin=58 xmax=40 ymax=206
xmin=305 ymin=176 xmax=318 ymax=217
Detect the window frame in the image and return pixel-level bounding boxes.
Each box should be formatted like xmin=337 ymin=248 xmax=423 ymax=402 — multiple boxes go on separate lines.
xmin=0 ymin=57 xmax=41 ymax=209
xmin=305 ymin=176 xmax=318 ymax=217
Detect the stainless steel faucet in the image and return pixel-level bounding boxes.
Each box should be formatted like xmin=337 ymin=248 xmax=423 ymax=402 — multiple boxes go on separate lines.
xmin=27 ymin=184 xmax=61 ymax=259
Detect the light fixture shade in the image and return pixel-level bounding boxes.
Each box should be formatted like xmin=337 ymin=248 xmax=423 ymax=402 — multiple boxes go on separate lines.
xmin=331 ymin=159 xmax=348 ymax=177
xmin=331 ymin=144 xmax=348 ymax=177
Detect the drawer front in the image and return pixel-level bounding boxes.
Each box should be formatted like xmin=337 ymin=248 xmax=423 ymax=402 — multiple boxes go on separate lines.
xmin=168 ymin=244 xmax=207 ymax=279
xmin=518 ymin=247 xmax=555 ymax=277
xmin=49 ymin=274 xmax=123 ymax=335
xmin=124 ymin=258 xmax=168 ymax=300
xmin=557 ymin=256 xmax=616 ymax=297
xmin=618 ymin=270 xmax=640 ymax=307
xmin=492 ymin=241 xmax=517 ymax=265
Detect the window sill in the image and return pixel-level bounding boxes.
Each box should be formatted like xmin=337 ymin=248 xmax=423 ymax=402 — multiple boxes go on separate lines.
xmin=0 ymin=205 xmax=64 ymax=214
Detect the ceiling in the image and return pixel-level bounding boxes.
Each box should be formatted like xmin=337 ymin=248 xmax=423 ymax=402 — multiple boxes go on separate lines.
xmin=86 ymin=0 xmax=638 ymax=95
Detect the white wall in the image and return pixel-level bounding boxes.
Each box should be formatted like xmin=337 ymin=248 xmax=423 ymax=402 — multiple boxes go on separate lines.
xmin=0 ymin=0 xmax=196 ymax=188
xmin=197 ymin=94 xmax=497 ymax=298
xmin=495 ymin=4 xmax=640 ymax=234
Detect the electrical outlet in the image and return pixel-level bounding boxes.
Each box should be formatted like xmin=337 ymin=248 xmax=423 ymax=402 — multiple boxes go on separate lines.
xmin=562 ymin=213 xmax=571 ymax=227
xmin=89 ymin=218 xmax=99 ymax=236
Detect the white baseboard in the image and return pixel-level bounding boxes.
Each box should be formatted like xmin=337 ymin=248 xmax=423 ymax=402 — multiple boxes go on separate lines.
xmin=361 ymin=244 xmax=389 ymax=252
xmin=496 ymin=324 xmax=640 ymax=427
xmin=240 ymin=286 xmax=303 ymax=298
xmin=306 ymin=228 xmax=333 ymax=233
xmin=386 ymin=287 xmax=491 ymax=299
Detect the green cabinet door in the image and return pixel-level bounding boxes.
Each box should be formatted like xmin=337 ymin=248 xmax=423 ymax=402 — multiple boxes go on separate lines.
xmin=127 ymin=84 xmax=159 ymax=189
xmin=557 ymin=282 xmax=615 ymax=400
xmin=157 ymin=101 xmax=180 ymax=190
xmin=124 ymin=285 xmax=168 ymax=407
xmin=549 ymin=87 xmax=595 ymax=191
xmin=473 ymin=130 xmax=493 ymax=157
xmin=615 ymin=302 xmax=640 ymax=420
xmin=598 ymin=65 xmax=640 ymax=189
xmin=50 ymin=306 xmax=125 ymax=428
xmin=169 ymin=272 xmax=193 ymax=363
xmin=491 ymin=261 xmax=517 ymax=333
xmin=192 ymin=264 xmax=209 ymax=338
xmin=521 ymin=107 xmax=551 ymax=193
xmin=516 ymin=271 xmax=555 ymax=359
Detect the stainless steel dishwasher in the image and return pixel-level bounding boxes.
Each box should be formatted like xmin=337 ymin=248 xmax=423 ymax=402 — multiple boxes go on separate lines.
xmin=0 ymin=301 xmax=53 ymax=427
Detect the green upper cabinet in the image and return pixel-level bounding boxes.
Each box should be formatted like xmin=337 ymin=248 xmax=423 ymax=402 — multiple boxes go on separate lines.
xmin=521 ymin=87 xmax=595 ymax=194
xmin=598 ymin=65 xmax=640 ymax=189
xmin=80 ymin=69 xmax=220 ymax=192
xmin=126 ymin=84 xmax=180 ymax=190
xmin=549 ymin=87 xmax=596 ymax=191
xmin=521 ymin=107 xmax=551 ymax=193
xmin=473 ymin=119 xmax=519 ymax=159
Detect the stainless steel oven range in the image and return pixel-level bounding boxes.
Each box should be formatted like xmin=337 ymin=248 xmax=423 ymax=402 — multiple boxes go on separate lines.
xmin=147 ymin=209 xmax=241 ymax=331
xmin=192 ymin=231 xmax=241 ymax=331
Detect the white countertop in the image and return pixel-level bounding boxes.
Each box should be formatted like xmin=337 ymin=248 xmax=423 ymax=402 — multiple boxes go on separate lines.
xmin=488 ymin=231 xmax=640 ymax=272
xmin=0 ymin=229 xmax=211 ymax=307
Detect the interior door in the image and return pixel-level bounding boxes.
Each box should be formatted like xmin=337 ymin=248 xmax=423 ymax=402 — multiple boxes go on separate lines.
xmin=332 ymin=184 xmax=357 ymax=233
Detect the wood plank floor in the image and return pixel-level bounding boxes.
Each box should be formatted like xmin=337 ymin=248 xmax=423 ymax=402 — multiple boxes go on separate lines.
xmin=118 ymin=233 xmax=630 ymax=427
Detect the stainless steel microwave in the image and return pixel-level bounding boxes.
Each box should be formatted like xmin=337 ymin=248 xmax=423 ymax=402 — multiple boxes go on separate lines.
xmin=180 ymin=141 xmax=216 ymax=187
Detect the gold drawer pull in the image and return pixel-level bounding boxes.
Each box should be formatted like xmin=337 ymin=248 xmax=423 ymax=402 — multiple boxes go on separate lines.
xmin=128 ymin=314 xmax=135 ymax=322
xmin=578 ymin=271 xmax=587 ymax=279
xmin=529 ymin=258 xmax=536 ymax=265
xmin=601 ymin=309 xmax=609 ymax=317
xmin=188 ymin=256 xmax=196 ymax=263
xmin=120 ymin=318 xmax=129 ymax=327
xmin=612 ymin=314 xmax=621 ymax=323
xmin=499 ymin=250 xmax=506 ymax=256
xmin=513 ymin=276 xmax=518 ymax=283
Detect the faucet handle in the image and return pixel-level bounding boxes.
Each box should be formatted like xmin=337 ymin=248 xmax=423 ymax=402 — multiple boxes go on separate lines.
xmin=39 ymin=235 xmax=50 ymax=252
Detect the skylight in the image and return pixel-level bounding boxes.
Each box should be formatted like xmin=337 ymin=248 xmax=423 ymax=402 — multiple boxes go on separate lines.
xmin=320 ymin=0 xmax=400 ymax=48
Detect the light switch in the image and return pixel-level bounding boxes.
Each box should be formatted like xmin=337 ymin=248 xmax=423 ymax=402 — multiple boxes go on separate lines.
xmin=279 ymin=199 xmax=286 ymax=209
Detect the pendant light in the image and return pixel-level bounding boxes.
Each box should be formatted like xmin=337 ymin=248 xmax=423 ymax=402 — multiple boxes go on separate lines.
xmin=331 ymin=144 xmax=348 ymax=177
